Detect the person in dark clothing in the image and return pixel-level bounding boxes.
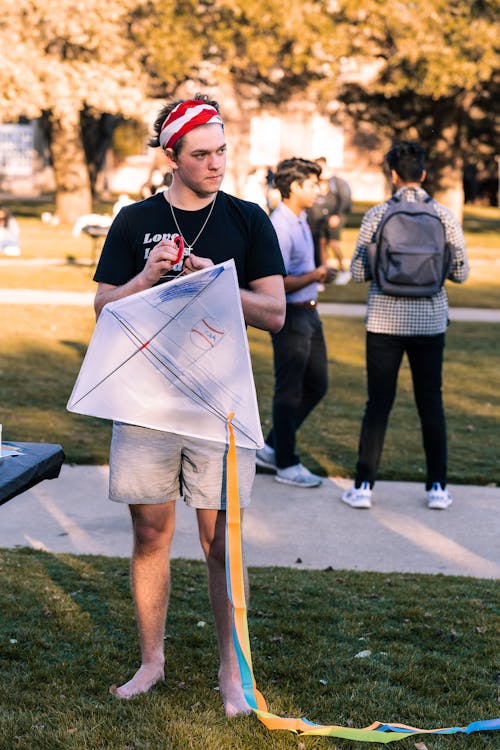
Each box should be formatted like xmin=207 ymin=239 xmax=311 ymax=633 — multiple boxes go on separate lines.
xmin=93 ymin=94 xmax=286 ymax=713
xmin=341 ymin=141 xmax=469 ymax=511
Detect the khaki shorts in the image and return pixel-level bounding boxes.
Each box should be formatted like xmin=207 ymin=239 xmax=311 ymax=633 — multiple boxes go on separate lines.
xmin=109 ymin=422 xmax=255 ymax=509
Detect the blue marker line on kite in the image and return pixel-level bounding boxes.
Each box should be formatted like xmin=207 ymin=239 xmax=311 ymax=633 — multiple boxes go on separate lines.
xmin=156 ymin=265 xmax=225 ymax=302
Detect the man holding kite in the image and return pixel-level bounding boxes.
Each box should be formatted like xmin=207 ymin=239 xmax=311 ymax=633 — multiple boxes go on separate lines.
xmin=92 ymin=93 xmax=286 ymax=715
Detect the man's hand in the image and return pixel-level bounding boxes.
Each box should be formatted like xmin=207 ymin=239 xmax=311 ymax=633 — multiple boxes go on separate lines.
xmin=140 ymin=238 xmax=181 ymax=286
xmin=316 ymin=264 xmax=337 ymax=284
xmin=183 ymin=254 xmax=214 ymax=274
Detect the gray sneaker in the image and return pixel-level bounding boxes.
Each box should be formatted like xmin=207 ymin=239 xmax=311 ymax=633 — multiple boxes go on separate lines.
xmin=275 ymin=463 xmax=322 ymax=488
xmin=341 ymin=482 xmax=372 ymax=509
xmin=256 ymin=444 xmax=276 ymax=471
xmin=427 ymin=483 xmax=453 ymax=510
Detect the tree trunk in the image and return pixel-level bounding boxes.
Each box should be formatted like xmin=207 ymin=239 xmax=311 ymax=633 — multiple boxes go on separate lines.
xmin=49 ymin=109 xmax=92 ymax=225
xmin=426 ymin=104 xmax=465 ymax=223
xmin=223 ymin=82 xmax=255 ymax=197
xmin=433 ymin=166 xmax=464 ymax=223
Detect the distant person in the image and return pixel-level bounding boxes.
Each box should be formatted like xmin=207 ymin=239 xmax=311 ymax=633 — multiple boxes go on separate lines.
xmin=256 ymin=158 xmax=335 ymax=488
xmin=266 ymin=166 xmax=281 ymax=213
xmin=140 ymin=170 xmax=173 ymax=199
xmin=0 ymin=206 xmax=21 ymax=256
xmin=341 ymin=141 xmax=469 ymax=511
xmin=306 ymin=177 xmax=339 ymax=268
xmin=315 ymin=157 xmax=352 ymax=273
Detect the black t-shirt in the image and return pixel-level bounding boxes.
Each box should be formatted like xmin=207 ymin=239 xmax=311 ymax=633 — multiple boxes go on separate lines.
xmin=94 ymin=191 xmax=285 ymax=289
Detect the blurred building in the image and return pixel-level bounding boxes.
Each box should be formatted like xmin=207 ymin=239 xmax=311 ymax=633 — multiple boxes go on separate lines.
xmin=1 ymin=101 xmax=387 ymax=205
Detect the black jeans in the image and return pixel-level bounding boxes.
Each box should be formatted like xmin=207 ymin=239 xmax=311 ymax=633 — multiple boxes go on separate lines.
xmin=355 ymin=332 xmax=447 ymax=490
xmin=265 ymin=305 xmax=328 ymax=469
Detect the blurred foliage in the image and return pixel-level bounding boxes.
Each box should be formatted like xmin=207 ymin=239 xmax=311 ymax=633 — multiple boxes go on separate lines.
xmin=0 ymin=0 xmax=498 ymax=216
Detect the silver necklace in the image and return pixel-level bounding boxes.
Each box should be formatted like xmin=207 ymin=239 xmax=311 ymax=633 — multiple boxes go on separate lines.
xmin=168 ymin=191 xmax=218 ymax=252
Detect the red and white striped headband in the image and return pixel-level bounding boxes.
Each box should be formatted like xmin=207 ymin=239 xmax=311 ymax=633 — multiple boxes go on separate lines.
xmin=159 ymin=100 xmax=224 ymax=150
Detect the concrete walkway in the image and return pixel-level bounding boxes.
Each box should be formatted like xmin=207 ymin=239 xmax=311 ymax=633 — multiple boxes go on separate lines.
xmin=1 ymin=465 xmax=498 ymax=579
xmin=318 ymin=302 xmax=500 ymax=323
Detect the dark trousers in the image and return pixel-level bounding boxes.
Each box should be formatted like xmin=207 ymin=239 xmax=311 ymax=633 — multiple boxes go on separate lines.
xmin=265 ymin=306 xmax=328 ymax=469
xmin=355 ymin=332 xmax=447 ymax=490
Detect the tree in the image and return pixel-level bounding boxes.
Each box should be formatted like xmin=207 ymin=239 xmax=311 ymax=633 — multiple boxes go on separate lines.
xmin=132 ymin=0 xmax=346 ymax=192
xmin=2 ymin=0 xmax=496 ymax=219
xmin=133 ymin=0 xmax=499 ymax=212
xmin=331 ymin=0 xmax=500 ymax=217
xmin=0 ymin=0 xmax=146 ymax=223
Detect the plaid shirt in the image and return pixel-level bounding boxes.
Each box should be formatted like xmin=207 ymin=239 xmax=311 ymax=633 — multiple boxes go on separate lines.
xmin=351 ymin=187 xmax=469 ymax=335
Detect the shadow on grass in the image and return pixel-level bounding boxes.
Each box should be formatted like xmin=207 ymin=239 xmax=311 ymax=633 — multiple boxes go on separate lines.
xmin=61 ymin=339 xmax=90 ymax=359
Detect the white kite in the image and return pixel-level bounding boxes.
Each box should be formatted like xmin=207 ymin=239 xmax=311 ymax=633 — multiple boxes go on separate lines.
xmin=67 ymin=260 xmax=264 ymax=449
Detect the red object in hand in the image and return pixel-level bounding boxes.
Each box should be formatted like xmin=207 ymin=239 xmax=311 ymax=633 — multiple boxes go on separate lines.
xmin=173 ymin=235 xmax=184 ymax=264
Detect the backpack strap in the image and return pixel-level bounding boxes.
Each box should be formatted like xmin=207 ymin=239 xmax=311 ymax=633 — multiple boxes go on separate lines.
xmin=370 ymin=196 xmax=398 ymax=242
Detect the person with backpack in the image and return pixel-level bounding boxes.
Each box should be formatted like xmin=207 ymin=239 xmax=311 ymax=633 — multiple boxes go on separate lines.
xmin=341 ymin=141 xmax=469 ymax=511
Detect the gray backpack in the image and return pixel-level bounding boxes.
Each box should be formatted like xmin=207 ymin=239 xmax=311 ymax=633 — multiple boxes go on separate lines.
xmin=366 ymin=196 xmax=454 ymax=297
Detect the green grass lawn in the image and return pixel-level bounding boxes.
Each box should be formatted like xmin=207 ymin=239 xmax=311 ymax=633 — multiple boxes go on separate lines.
xmin=0 ymin=203 xmax=499 ymax=305
xmin=250 ymin=318 xmax=499 ymax=486
xmin=0 ymin=202 xmax=498 ymax=481
xmin=0 ymin=548 xmax=498 ymax=750
xmin=0 ymin=305 xmax=498 ymax=485
xmin=0 ymin=203 xmax=498 ymax=750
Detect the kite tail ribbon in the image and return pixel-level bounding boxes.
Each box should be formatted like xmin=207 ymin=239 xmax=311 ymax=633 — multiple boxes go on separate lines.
xmin=224 ymin=415 xmax=500 ymax=742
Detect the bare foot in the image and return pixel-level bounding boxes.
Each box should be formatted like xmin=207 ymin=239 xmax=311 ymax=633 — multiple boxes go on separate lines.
xmin=219 ymin=669 xmax=252 ymax=718
xmin=110 ymin=664 xmax=165 ymax=700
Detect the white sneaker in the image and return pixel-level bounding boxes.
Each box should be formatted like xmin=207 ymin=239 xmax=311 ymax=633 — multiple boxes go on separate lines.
xmin=256 ymin=444 xmax=276 ymax=471
xmin=341 ymin=482 xmax=372 ymax=509
xmin=334 ymin=270 xmax=351 ymax=286
xmin=275 ymin=463 xmax=322 ymax=488
xmin=427 ymin=483 xmax=453 ymax=510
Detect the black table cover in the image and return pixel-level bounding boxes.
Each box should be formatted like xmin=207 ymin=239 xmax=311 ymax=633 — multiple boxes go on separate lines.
xmin=0 ymin=442 xmax=65 ymax=506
